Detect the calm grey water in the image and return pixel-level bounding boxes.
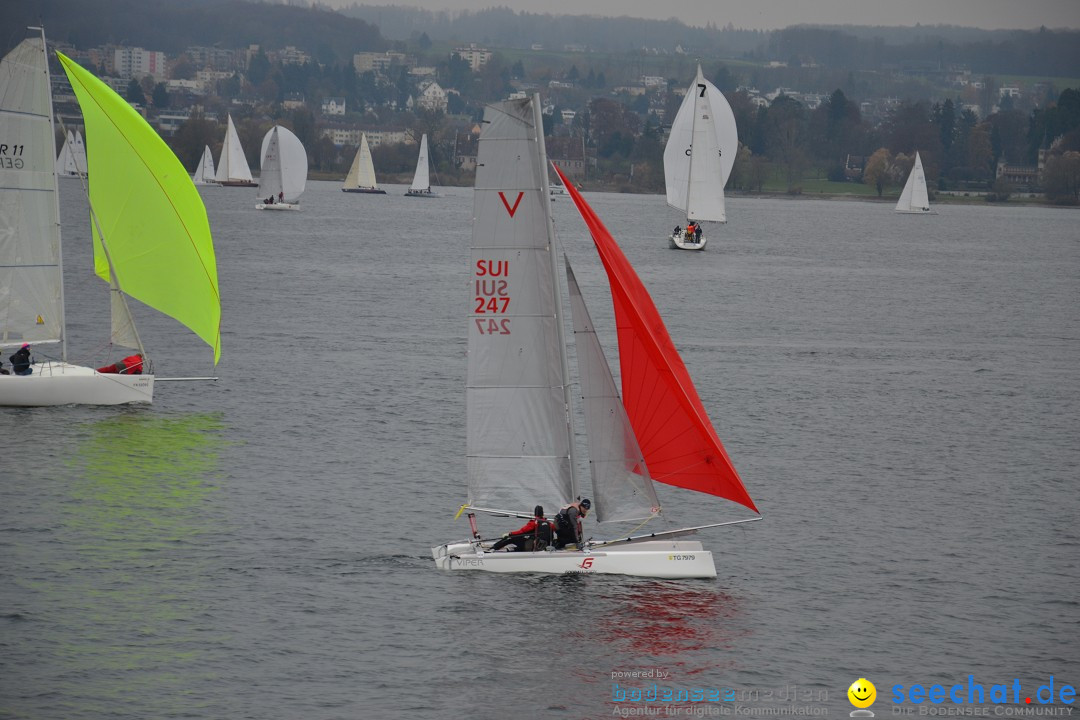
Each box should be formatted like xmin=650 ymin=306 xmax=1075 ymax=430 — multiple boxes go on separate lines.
xmin=2 ymin=180 xmax=1078 ymax=720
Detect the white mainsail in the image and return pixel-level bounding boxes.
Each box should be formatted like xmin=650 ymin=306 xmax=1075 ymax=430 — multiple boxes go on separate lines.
xmin=565 ymin=262 xmax=660 ymax=523
xmin=467 ymin=99 xmax=577 ymax=512
xmin=56 ymin=130 xmax=75 ymax=175
xmin=663 ymin=65 xmax=737 ymax=223
xmin=193 ymin=145 xmax=216 ymax=185
xmin=215 ymin=114 xmax=253 ymax=184
xmin=343 ymin=133 xmax=381 ymax=191
xmin=0 ymin=36 xmax=65 ymax=353
xmin=896 ymin=151 xmax=931 ymax=213
xmin=72 ymin=130 xmax=87 ymax=176
xmin=409 ymin=133 xmax=431 ymax=192
xmin=258 ymin=125 xmax=307 ymax=203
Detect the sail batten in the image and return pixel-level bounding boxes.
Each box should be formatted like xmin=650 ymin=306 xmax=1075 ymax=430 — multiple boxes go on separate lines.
xmin=57 ymin=52 xmax=222 ymax=364
xmin=556 ymin=164 xmax=758 ymax=513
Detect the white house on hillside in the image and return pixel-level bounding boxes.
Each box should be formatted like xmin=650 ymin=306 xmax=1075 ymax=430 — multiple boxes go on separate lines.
xmin=417 ymin=81 xmax=448 ymax=113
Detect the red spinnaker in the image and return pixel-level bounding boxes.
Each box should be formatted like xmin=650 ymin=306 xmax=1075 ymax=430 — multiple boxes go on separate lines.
xmin=554 ymin=166 xmax=758 ymax=513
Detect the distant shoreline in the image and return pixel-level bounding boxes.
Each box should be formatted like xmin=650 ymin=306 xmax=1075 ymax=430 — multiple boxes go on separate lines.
xmin=306 ymin=172 xmax=1071 ymax=208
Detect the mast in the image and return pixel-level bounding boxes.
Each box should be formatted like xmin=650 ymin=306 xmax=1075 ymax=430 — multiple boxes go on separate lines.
xmin=533 ymin=94 xmax=579 ymax=500
xmin=684 ymin=66 xmax=702 ymax=224
xmin=34 ymin=26 xmax=68 ymax=362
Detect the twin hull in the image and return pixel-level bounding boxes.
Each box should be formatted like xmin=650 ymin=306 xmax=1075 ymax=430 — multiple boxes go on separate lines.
xmin=0 ymin=363 xmax=154 ymax=406
xmin=432 ymin=540 xmax=717 ymax=579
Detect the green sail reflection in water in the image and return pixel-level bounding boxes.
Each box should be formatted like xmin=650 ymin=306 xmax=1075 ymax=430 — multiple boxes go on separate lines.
xmin=49 ymin=414 xmax=231 ymax=714
xmin=56 ymin=52 xmax=222 ymax=364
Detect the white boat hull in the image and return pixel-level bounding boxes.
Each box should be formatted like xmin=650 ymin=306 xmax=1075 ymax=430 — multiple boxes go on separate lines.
xmin=432 ymin=539 xmax=717 ymax=579
xmin=256 ymin=202 xmax=300 ymax=211
xmin=405 ymin=189 xmax=439 ymax=198
xmin=894 ymin=208 xmax=934 ymax=214
xmin=670 ymin=231 xmax=707 ymax=251
xmin=0 ymin=362 xmax=154 ymax=406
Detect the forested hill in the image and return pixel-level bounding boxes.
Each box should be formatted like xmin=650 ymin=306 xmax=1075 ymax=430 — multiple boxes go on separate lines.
xmin=337 ymin=4 xmax=767 ymax=55
xmin=3 ymin=0 xmax=385 ymax=63
xmin=338 ymin=4 xmax=1078 ymax=79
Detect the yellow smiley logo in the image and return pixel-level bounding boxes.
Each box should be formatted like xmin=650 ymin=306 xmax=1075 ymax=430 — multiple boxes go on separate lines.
xmin=848 ymin=678 xmax=877 ymax=709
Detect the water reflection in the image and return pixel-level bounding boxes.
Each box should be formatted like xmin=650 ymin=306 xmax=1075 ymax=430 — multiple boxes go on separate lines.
xmin=41 ymin=413 xmax=230 ymax=718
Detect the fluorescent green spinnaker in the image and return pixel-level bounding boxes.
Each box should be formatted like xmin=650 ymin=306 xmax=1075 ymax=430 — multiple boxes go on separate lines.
xmin=57 ymin=52 xmax=222 ymax=364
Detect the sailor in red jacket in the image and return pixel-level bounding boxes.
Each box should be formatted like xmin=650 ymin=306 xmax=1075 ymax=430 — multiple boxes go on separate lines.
xmin=97 ymin=353 xmax=144 ymax=375
xmin=490 ymin=505 xmax=555 ymax=552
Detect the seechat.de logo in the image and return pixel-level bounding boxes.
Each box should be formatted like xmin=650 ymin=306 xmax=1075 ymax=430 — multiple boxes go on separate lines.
xmin=849 ymin=678 xmax=877 ymax=717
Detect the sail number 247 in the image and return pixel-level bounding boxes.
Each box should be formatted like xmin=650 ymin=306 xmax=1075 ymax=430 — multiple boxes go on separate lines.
xmin=474 ymin=259 xmax=511 ymax=335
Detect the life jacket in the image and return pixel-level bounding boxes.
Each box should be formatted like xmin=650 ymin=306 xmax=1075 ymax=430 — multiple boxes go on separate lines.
xmin=533 ymin=519 xmax=554 ymax=549
xmin=120 ymin=354 xmax=143 ymax=374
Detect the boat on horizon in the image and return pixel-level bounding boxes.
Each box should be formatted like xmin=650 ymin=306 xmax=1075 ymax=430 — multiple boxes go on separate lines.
xmin=663 ymin=65 xmax=738 ymax=251
xmin=55 ymin=128 xmax=87 ymax=179
xmin=404 ymin=133 xmax=439 ymax=197
xmin=192 ymin=144 xmax=218 ymax=185
xmin=256 ymin=125 xmax=307 ymax=210
xmin=895 ymin=151 xmax=933 ymax=214
xmin=342 ymin=133 xmax=386 ymax=194
xmin=214 ymin=113 xmax=257 ymax=187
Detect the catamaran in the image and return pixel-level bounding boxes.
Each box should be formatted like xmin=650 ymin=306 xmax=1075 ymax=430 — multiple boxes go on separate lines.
xmin=663 ymin=65 xmax=738 ymax=251
xmin=404 ymin=133 xmax=438 ymax=197
xmin=431 ymin=95 xmax=760 ymax=579
xmin=895 ymin=151 xmax=932 ymax=214
xmin=256 ymin=125 xmax=307 ymax=211
xmin=342 ymin=133 xmax=386 ymax=194
xmin=214 ymin=113 xmax=256 ymax=187
xmin=192 ymin=145 xmax=217 ymax=185
xmin=0 ymin=31 xmax=221 ymax=406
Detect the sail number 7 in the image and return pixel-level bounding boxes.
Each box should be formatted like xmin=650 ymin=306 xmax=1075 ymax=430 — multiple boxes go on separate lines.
xmin=474 ymin=259 xmax=511 ymax=335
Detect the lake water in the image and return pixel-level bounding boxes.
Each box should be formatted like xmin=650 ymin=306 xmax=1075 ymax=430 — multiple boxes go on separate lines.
xmin=2 ymin=181 xmax=1078 ymax=719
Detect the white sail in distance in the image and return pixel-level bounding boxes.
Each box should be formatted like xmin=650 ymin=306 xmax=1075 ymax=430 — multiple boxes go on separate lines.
xmin=663 ymin=65 xmax=738 ymax=223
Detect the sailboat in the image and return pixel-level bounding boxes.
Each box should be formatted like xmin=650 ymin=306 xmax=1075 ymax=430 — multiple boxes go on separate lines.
xmin=55 ymin=129 xmax=87 ymax=178
xmin=192 ymin=145 xmax=217 ymax=185
xmin=895 ymin=151 xmax=932 ymax=214
xmin=0 ymin=32 xmax=222 ymax=407
xmin=341 ymin=133 xmax=386 ymax=194
xmin=214 ymin=113 xmax=256 ymax=187
xmin=255 ymin=125 xmax=307 ymax=211
xmin=663 ymin=65 xmax=738 ymax=251
xmin=431 ymin=95 xmax=760 ymax=579
xmin=404 ymin=133 xmax=438 ymax=197
xmin=549 ymin=168 xmax=570 ymax=198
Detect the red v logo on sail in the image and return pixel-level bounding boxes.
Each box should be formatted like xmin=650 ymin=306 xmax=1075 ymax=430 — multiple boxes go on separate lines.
xmin=498 ymin=191 xmax=524 ymax=217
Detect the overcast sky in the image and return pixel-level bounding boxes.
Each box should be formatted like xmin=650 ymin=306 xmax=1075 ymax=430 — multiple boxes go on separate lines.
xmin=326 ymin=0 xmax=1079 ymax=31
